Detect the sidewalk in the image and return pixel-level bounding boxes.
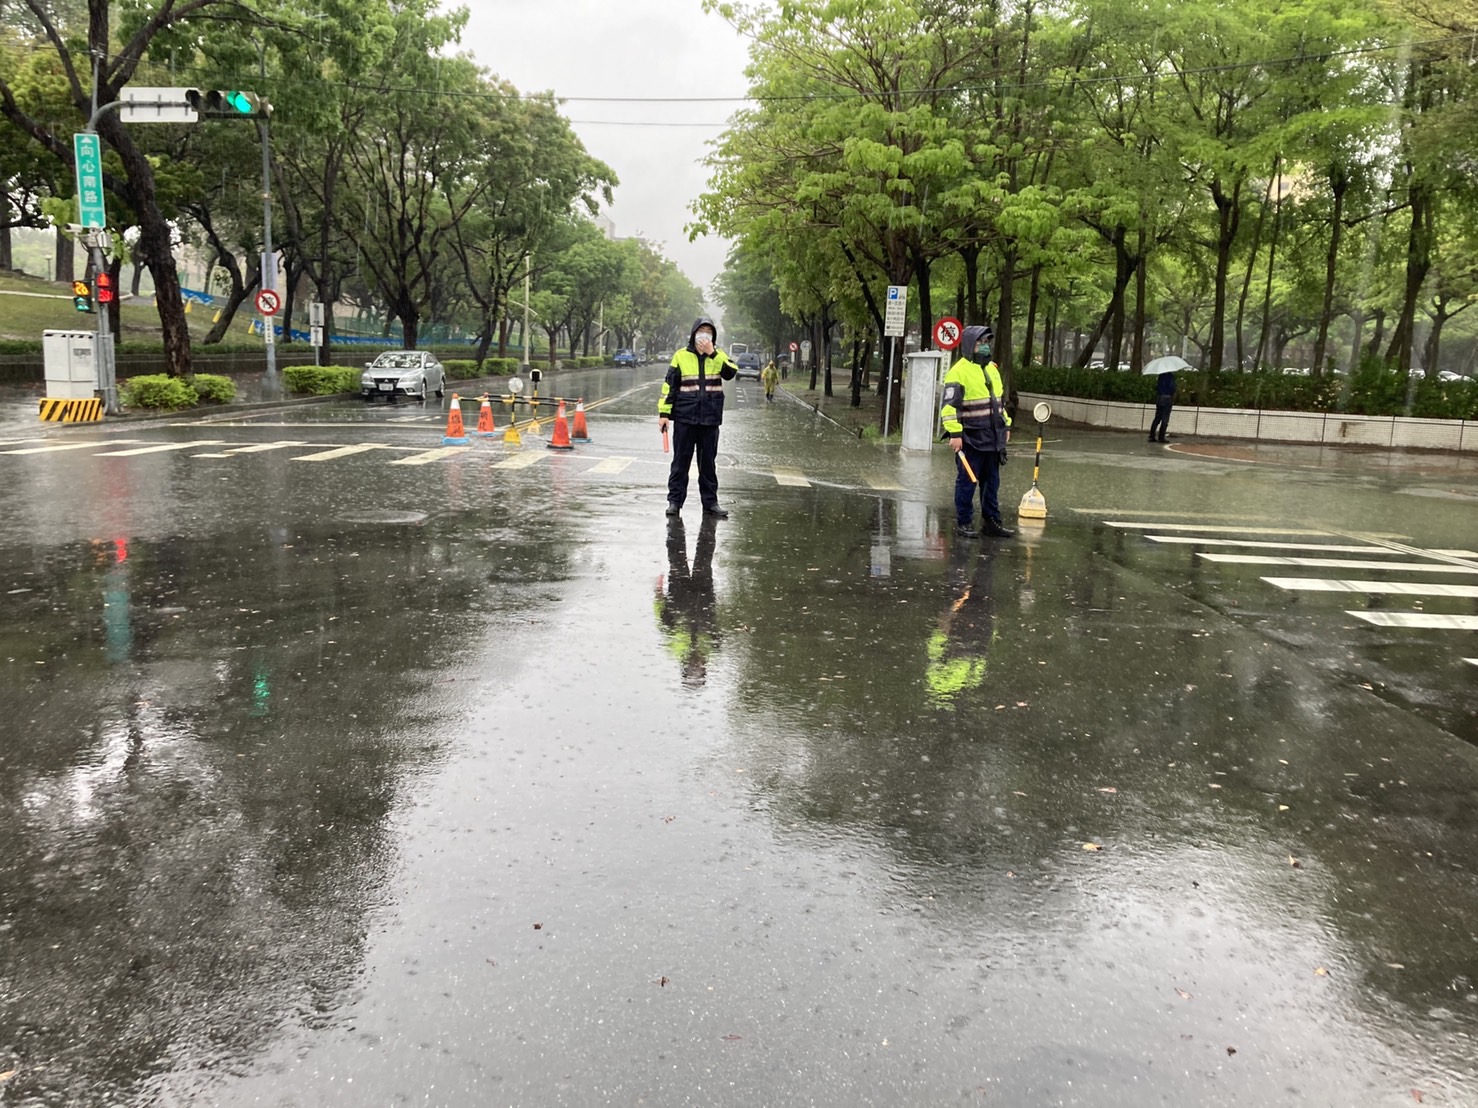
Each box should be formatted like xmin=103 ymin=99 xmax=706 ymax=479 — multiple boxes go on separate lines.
xmin=779 ymin=370 xmax=889 ymax=439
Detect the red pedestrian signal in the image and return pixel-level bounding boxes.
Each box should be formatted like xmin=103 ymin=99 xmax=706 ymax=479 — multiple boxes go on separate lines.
xmin=96 ymin=273 xmax=114 ymax=304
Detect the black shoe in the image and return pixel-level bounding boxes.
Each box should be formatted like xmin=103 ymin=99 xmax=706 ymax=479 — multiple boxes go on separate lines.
xmin=1148 ymin=435 xmax=1158 ymax=442
xmin=1157 ymin=436 xmax=1170 ymax=442
xmin=955 ymin=523 xmax=980 ymax=538
xmin=703 ymin=506 xmax=729 ymax=519
xmin=984 ymin=518 xmax=1016 ymax=538
xmin=665 ymin=502 xmax=681 ymax=517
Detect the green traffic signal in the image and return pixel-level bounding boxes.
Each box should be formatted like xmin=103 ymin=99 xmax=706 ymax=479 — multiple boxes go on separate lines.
xmin=225 ymin=90 xmax=254 ymax=114
xmin=184 ymin=88 xmax=270 ymax=119
xmin=73 ymin=296 xmax=93 ymax=313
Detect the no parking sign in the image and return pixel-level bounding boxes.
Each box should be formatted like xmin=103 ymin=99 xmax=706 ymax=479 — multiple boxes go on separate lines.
xmin=933 ymin=316 xmax=963 ymax=350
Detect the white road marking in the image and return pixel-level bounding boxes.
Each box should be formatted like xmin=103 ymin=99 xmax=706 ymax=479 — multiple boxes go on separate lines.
xmin=1432 ymin=550 xmax=1478 ymax=558
xmin=1197 ymin=553 xmax=1478 ymax=575
xmin=0 ymin=439 xmax=147 ymax=455
xmin=1261 ymin=577 xmax=1478 ymax=598
xmin=1348 ymin=612 xmax=1478 ymax=631
xmin=93 ymin=441 xmax=226 ymax=457
xmin=1465 ymin=658 xmax=1478 ymax=666
xmin=1108 ymin=521 xmax=1333 ymax=535
xmin=492 ymin=452 xmax=548 ymax=471
xmin=290 ymin=444 xmax=389 ymax=462
xmin=864 ymin=473 xmax=907 ymax=491
xmin=1147 ymin=536 xmax=1410 ymax=555
xmin=194 ymin=441 xmax=309 ymax=458
xmin=588 ymin=456 xmax=635 ymax=475
xmin=773 ymin=467 xmax=811 ymax=487
xmin=390 ymin=446 xmax=470 ymax=466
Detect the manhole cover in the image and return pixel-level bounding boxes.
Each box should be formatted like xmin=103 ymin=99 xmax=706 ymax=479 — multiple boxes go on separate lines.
xmin=336 ymin=510 xmax=429 ymax=525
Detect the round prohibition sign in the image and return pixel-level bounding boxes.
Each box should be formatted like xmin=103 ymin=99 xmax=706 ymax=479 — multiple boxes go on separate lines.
xmin=255 ymin=289 xmax=282 ymax=316
xmin=789 ymin=341 xmax=799 ymax=352
xmin=933 ymin=316 xmax=964 ymax=350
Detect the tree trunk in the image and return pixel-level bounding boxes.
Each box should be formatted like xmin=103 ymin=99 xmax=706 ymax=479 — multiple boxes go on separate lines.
xmin=1042 ymin=299 xmax=1057 ymax=369
xmin=1348 ymin=310 xmax=1364 ymax=370
xmin=1207 ymin=176 xmax=1243 ymax=375
xmin=996 ymin=246 xmax=1017 ymax=393
xmin=1 ymin=219 xmax=12 ymax=271
xmin=1364 ymin=308 xmax=1385 ymax=360
xmin=850 ymin=338 xmax=862 ymax=407
xmin=916 ymin=253 xmax=932 ymax=351
xmin=1235 ymin=163 xmax=1272 ymax=372
xmin=1312 ymin=169 xmax=1348 ymax=377
xmin=55 ymin=227 xmax=74 ymax=284
xmin=97 ymin=115 xmax=192 ymax=376
xmin=1386 ymin=182 xmax=1433 ymax=374
xmin=961 ymin=245 xmax=980 ymax=323
xmin=1254 ymin=167 xmax=1283 ymax=372
xmin=1131 ymin=230 xmax=1147 ymax=371
xmin=1021 ymin=266 xmax=1041 ymax=372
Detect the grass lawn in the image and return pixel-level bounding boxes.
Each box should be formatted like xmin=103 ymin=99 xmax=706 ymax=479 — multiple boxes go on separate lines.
xmin=0 ymin=270 xmax=235 ymax=343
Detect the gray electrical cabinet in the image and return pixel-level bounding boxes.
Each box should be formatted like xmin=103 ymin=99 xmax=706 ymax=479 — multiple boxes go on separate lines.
xmin=42 ymin=330 xmax=99 ymax=399
xmin=900 ymin=350 xmax=950 ymax=452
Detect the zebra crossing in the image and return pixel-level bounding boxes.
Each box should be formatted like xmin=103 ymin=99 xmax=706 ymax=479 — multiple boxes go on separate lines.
xmin=0 ymin=434 xmax=892 ymax=494
xmin=1094 ymin=511 xmax=1478 ymax=666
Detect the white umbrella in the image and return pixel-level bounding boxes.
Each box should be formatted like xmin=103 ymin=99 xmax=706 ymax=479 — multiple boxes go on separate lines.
xmin=1142 ymin=355 xmax=1192 ymax=375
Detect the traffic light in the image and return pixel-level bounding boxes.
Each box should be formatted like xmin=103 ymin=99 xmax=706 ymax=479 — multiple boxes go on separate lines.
xmin=96 ymin=272 xmax=114 ymax=304
xmin=72 ymin=279 xmax=93 ymax=313
xmin=184 ymin=88 xmax=271 ymax=119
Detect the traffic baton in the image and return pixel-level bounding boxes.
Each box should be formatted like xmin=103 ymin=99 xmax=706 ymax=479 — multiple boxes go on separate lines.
xmin=662 ymin=426 xmax=670 ymax=453
xmin=956 ymin=451 xmax=978 ymax=484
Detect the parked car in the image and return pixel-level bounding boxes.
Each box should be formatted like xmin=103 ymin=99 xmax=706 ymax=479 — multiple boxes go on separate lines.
xmin=361 ymin=350 xmax=446 ymax=401
xmin=734 ymin=351 xmax=763 ymax=379
xmin=656 ymin=350 xmax=673 ymax=364
xmin=613 ymin=348 xmax=638 ymax=366
xmin=1438 ymin=369 xmax=1467 ymax=382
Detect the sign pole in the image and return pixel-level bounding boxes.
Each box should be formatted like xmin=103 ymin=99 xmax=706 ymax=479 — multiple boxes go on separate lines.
xmin=882 ymin=337 xmax=895 ymax=437
xmin=257 ymin=114 xmax=277 ymax=382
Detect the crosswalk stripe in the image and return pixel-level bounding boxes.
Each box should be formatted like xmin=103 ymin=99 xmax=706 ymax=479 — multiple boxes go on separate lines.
xmin=93 ymin=441 xmax=225 ymax=457
xmin=0 ymin=440 xmax=144 ymax=456
xmin=864 ymin=473 xmax=906 ymax=491
xmin=1147 ymin=536 xmax=1409 ymax=555
xmin=290 ymin=444 xmax=388 ymax=462
xmin=390 ymin=446 xmax=469 ymax=466
xmin=588 ymin=456 xmax=634 ymax=475
xmin=221 ymin=441 xmax=310 ymax=455
xmin=1108 ymin=521 xmax=1332 ymax=535
xmin=1465 ymin=658 xmax=1478 ymax=666
xmin=773 ymin=466 xmax=811 ymax=487
xmin=1197 ymin=553 xmax=1478 ymax=575
xmin=1432 ymin=550 xmax=1478 ymax=558
xmin=1348 ymin=612 xmax=1478 ymax=630
xmin=492 ymin=452 xmax=548 ymax=471
xmin=1261 ymin=577 xmax=1478 ymax=598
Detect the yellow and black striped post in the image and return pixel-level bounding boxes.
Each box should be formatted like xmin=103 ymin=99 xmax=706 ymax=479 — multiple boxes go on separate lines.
xmin=39 ymin=397 xmax=104 ymax=423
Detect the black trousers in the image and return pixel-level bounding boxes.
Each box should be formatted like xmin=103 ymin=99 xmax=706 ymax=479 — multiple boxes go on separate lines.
xmin=1149 ymin=398 xmax=1173 ymax=440
xmin=668 ymin=421 xmax=721 ymax=509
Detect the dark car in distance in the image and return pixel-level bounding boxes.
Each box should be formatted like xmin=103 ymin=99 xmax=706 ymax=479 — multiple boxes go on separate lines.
xmin=734 ymin=351 xmax=763 ymax=379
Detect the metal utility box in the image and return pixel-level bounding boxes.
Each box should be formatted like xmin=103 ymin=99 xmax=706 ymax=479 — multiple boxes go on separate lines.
xmin=900 ymin=350 xmax=950 ymax=452
xmin=43 ymin=330 xmax=99 ymax=399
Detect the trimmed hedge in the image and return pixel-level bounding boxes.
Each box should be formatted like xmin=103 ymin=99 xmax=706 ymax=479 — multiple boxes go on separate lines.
xmin=120 ymin=374 xmax=198 ymax=410
xmin=189 ymin=373 xmax=237 ymax=403
xmin=1016 ymin=360 xmax=1478 ymax=421
xmin=284 ymin=365 xmax=360 ymax=395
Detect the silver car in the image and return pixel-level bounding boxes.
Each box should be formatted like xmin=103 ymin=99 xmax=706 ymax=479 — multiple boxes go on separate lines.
xmin=361 ymin=351 xmax=447 ymax=401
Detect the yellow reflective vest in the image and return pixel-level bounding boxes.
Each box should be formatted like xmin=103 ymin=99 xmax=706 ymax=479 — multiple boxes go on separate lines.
xmin=940 ymin=357 xmax=1011 ymax=451
xmin=658 ymin=349 xmax=736 ymax=425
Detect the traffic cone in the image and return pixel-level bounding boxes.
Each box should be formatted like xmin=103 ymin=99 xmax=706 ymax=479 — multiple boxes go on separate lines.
xmin=571 ymin=398 xmax=592 ymax=442
xmin=442 ymin=394 xmax=470 ymax=445
xmin=475 ymin=394 xmax=497 ymax=436
xmin=547 ymin=399 xmax=575 ymax=450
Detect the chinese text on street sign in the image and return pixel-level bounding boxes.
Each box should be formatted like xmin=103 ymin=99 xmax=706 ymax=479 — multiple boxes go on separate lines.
xmin=884 ymin=285 xmax=908 ymax=337
xmin=73 ymin=134 xmax=106 ymax=230
xmin=933 ymin=316 xmax=963 ymax=350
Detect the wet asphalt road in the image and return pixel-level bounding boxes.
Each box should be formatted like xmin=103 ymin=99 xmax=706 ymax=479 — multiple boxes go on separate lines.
xmin=1 ymin=368 xmax=1476 ymax=1106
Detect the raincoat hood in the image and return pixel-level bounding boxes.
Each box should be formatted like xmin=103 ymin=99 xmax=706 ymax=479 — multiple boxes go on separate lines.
xmin=686 ymin=317 xmax=718 ymax=352
xmin=960 ymin=325 xmax=992 ymax=359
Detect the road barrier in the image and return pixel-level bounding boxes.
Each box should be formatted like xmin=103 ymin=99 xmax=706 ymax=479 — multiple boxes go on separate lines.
xmin=38 ymin=396 xmax=103 ymax=423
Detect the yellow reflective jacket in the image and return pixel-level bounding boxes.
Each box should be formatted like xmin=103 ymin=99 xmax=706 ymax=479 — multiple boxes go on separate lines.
xmin=658 ymin=348 xmax=736 ymax=425
xmin=940 ymin=357 xmax=1011 ymax=451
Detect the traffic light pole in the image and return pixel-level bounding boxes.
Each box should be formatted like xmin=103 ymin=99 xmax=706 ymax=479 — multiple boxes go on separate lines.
xmin=257 ymin=114 xmax=277 ymax=383
xmin=86 ymin=56 xmax=122 ymax=415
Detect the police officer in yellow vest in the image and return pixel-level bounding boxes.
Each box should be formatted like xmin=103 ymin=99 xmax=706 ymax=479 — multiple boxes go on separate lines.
xmin=940 ymin=325 xmax=1014 ymax=539
xmin=659 ymin=317 xmax=736 ymax=519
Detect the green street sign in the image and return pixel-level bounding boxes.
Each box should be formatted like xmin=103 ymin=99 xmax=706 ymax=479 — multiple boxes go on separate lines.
xmin=73 ymin=133 xmax=106 ymax=229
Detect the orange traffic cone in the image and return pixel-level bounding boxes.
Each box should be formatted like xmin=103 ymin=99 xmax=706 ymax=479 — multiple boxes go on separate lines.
xmin=547 ymin=399 xmax=575 ymax=450
xmin=571 ymin=398 xmax=592 ymax=442
xmin=442 ymin=394 xmax=469 ymax=445
xmin=475 ymin=394 xmax=496 ymax=436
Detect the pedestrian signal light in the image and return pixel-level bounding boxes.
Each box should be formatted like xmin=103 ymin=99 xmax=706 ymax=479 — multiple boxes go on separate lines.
xmin=96 ymin=273 xmax=114 ymax=304
xmin=184 ymin=88 xmax=271 ymax=119
xmin=72 ymin=279 xmax=93 ymax=313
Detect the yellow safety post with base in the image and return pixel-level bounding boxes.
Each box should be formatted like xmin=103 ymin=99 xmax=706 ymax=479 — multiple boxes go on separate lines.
xmin=1017 ymin=401 xmax=1050 ymax=520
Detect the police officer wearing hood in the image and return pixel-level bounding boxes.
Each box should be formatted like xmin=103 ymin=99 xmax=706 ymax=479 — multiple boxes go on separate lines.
xmin=659 ymin=317 xmax=736 ymax=518
xmin=940 ymin=325 xmax=1014 ymax=538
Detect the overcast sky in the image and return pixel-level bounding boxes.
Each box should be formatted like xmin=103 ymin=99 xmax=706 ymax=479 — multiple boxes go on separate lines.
xmin=462 ymin=0 xmax=754 ymax=303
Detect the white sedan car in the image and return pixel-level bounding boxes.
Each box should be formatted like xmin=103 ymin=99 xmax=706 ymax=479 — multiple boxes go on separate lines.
xmin=361 ymin=351 xmax=447 ymax=402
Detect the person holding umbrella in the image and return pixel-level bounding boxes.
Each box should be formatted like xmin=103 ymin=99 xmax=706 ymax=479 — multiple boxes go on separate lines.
xmin=1144 ymin=354 xmax=1189 ymax=443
